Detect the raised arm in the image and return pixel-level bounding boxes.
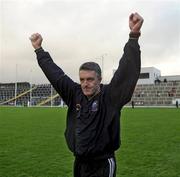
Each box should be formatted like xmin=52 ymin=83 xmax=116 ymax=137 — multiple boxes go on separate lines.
xmin=109 ymin=13 xmax=144 ymax=108
xmin=29 ymin=33 xmax=77 ymax=106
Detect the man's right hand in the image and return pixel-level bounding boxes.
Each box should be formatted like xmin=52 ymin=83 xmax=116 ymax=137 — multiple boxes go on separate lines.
xmin=29 ymin=33 xmax=43 ymax=50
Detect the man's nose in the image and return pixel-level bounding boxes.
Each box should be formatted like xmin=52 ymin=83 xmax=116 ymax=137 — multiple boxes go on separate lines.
xmin=83 ymin=80 xmax=88 ymax=87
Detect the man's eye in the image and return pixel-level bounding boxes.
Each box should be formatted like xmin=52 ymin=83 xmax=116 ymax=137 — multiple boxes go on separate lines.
xmin=87 ymin=78 xmax=94 ymax=81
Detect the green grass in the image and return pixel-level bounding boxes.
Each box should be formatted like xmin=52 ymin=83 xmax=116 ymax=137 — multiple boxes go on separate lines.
xmin=0 ymin=107 xmax=179 ymax=177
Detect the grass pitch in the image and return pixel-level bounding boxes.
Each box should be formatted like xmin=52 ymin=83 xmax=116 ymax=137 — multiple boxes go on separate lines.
xmin=0 ymin=107 xmax=179 ymax=177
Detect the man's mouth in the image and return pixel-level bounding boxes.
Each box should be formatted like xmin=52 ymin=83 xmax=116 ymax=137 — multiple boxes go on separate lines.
xmin=83 ymin=88 xmax=91 ymax=92
xmin=84 ymin=88 xmax=89 ymax=91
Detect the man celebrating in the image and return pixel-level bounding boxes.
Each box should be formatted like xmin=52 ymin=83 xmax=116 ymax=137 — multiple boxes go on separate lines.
xmin=30 ymin=12 xmax=143 ymax=177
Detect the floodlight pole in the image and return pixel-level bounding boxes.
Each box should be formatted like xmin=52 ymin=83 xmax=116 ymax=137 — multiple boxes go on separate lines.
xmin=101 ymin=53 xmax=107 ymax=84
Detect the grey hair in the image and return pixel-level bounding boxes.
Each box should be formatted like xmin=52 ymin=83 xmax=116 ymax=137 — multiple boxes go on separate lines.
xmin=79 ymin=62 xmax=102 ymax=78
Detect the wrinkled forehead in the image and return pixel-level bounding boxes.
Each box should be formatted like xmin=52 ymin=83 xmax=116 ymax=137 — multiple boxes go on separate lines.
xmin=79 ymin=70 xmax=97 ymax=78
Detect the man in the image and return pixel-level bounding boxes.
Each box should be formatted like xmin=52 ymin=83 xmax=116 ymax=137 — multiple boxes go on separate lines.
xmin=30 ymin=12 xmax=143 ymax=177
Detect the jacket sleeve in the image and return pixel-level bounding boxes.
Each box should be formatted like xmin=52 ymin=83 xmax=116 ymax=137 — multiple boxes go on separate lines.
xmin=108 ymin=38 xmax=141 ymax=108
xmin=35 ymin=48 xmax=77 ymax=106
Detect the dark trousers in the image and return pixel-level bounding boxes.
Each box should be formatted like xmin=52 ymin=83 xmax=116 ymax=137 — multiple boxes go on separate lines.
xmin=74 ymin=157 xmax=116 ymax=177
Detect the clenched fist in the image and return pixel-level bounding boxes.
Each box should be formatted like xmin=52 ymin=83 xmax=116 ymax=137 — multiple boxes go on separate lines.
xmin=29 ymin=33 xmax=43 ymax=50
xmin=129 ymin=12 xmax=144 ymax=33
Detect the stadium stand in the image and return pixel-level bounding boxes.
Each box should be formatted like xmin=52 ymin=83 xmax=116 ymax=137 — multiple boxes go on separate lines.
xmin=0 ymin=77 xmax=180 ymax=107
xmin=130 ymin=80 xmax=180 ymax=107
xmin=1 ymin=66 xmax=180 ymax=107
xmin=0 ymin=83 xmax=15 ymax=105
xmin=0 ymin=82 xmax=62 ymax=107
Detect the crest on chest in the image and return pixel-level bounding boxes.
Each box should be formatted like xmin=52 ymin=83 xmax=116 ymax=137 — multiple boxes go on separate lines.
xmin=91 ymin=100 xmax=98 ymax=112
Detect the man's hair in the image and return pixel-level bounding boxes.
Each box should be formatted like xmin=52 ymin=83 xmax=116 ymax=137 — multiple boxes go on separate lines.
xmin=79 ymin=62 xmax=102 ymax=78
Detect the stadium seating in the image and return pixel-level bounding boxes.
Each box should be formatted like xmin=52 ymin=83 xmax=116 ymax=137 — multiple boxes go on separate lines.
xmin=130 ymin=80 xmax=180 ymax=106
xmin=0 ymin=82 xmax=62 ymax=106
xmin=0 ymin=81 xmax=180 ymax=107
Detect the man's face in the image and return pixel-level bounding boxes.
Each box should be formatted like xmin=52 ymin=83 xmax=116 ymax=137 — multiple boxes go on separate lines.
xmin=79 ymin=70 xmax=101 ymax=98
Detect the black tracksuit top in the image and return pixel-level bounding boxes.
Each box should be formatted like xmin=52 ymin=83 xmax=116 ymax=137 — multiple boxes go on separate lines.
xmin=35 ymin=38 xmax=141 ymax=159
